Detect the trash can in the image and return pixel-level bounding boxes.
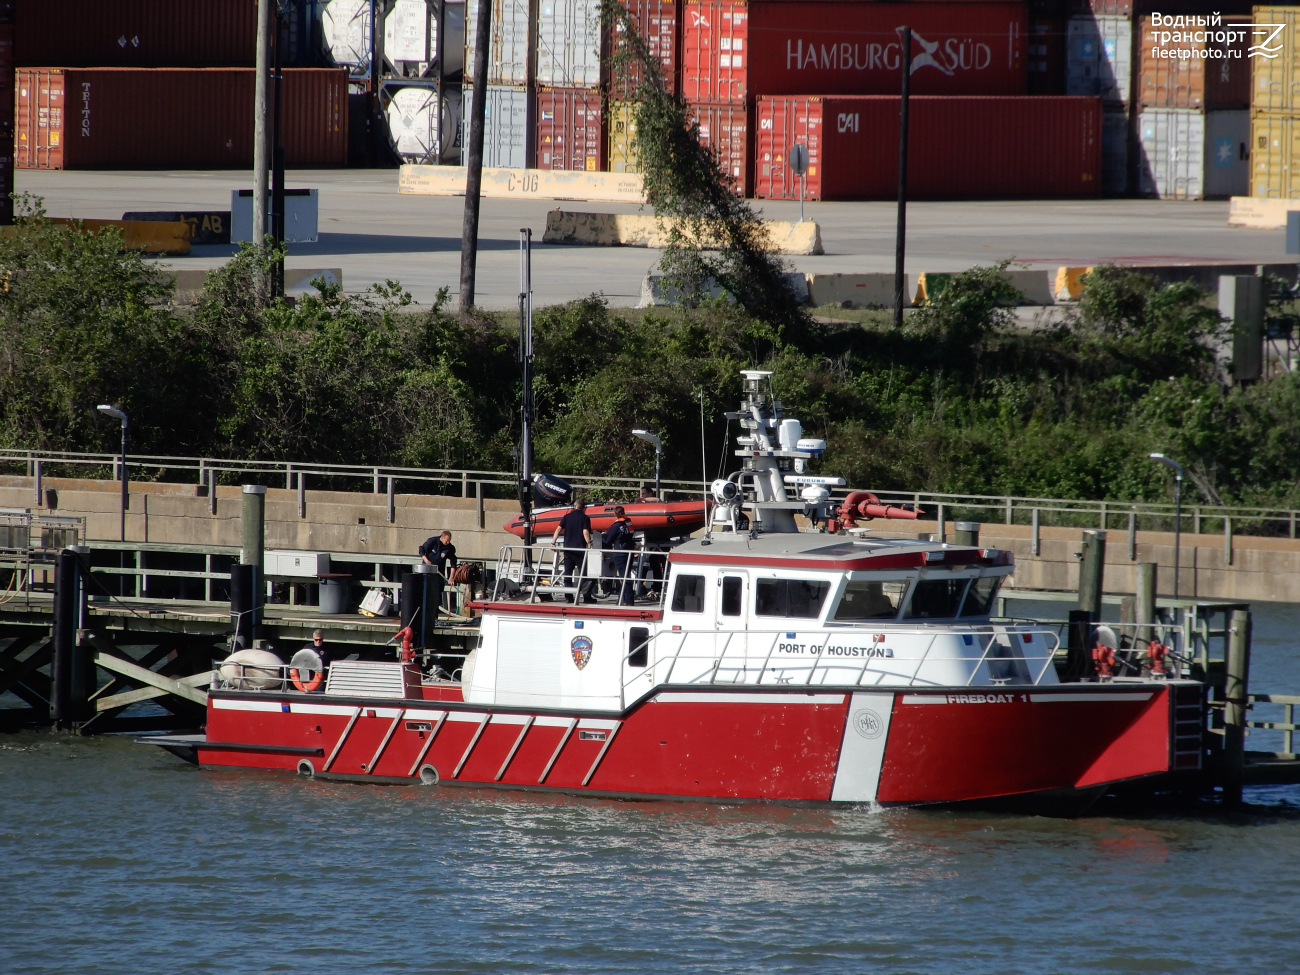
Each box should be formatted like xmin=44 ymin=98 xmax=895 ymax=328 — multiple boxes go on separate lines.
xmin=318 ymin=573 xmax=352 ymax=614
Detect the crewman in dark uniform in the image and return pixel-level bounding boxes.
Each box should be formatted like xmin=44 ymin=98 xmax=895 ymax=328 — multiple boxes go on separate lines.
xmin=552 ymin=499 xmax=594 ymax=603
xmin=602 ymin=506 xmax=635 ymax=605
xmin=418 ymin=530 xmax=457 ymax=624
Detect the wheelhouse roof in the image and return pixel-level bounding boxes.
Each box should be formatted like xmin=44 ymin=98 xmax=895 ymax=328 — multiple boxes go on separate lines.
xmin=668 ymin=532 xmax=1013 ymax=572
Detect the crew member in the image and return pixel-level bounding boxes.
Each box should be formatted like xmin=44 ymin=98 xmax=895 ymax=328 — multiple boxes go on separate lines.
xmin=552 ymin=498 xmax=594 ymax=603
xmin=603 ymin=506 xmax=636 ymax=606
xmin=639 ymin=484 xmax=659 ymax=502
xmin=418 ymin=530 xmax=457 ymax=624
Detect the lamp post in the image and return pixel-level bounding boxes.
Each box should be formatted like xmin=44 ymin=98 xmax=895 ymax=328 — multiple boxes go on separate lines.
xmin=1149 ymin=453 xmax=1184 ymax=599
xmin=632 ymin=429 xmax=662 ymax=500
xmin=97 ymin=405 xmax=128 ymax=541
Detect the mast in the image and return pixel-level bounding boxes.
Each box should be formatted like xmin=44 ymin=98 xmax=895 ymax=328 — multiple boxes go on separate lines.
xmin=518 ymin=229 xmax=535 ymax=554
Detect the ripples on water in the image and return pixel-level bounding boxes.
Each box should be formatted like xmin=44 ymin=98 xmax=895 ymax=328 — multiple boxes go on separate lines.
xmin=4 ymin=604 xmax=1300 ymax=974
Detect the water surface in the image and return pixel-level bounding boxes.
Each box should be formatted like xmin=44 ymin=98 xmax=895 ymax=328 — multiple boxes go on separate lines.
xmin=4 ymin=604 xmax=1300 ymax=974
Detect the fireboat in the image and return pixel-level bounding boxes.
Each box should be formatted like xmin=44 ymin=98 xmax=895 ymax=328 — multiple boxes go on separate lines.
xmin=144 ymin=370 xmax=1203 ymax=813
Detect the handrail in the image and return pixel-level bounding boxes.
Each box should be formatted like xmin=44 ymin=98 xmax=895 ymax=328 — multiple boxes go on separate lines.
xmin=621 ymin=624 xmax=1063 ymax=700
xmin=4 ymin=447 xmax=1298 ymax=534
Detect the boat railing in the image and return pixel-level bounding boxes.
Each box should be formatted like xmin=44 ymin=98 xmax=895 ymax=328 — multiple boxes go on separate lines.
xmin=212 ymin=650 xmax=470 ymax=693
xmin=994 ymin=617 xmax=1194 ymax=678
xmin=619 ymin=624 xmax=1064 ymax=707
xmin=492 ymin=543 xmax=667 ymax=607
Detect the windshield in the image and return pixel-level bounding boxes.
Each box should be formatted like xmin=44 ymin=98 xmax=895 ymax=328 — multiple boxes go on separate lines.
xmin=904 ymin=578 xmax=969 ymax=619
xmin=959 ymin=576 xmax=1001 ymax=617
xmin=833 ymin=580 xmax=908 ymax=621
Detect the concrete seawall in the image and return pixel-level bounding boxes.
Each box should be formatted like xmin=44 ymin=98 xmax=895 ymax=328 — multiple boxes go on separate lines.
xmin=5 ymin=477 xmax=1299 ymax=602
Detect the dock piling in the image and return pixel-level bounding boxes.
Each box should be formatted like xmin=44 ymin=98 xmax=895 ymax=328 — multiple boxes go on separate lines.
xmin=954 ymin=521 xmax=980 ymax=546
xmin=1077 ymin=529 xmax=1107 ymax=619
xmin=1224 ymin=608 xmax=1252 ymax=806
xmin=1136 ymin=561 xmax=1157 ymax=645
xmin=51 ymin=549 xmax=92 ymax=730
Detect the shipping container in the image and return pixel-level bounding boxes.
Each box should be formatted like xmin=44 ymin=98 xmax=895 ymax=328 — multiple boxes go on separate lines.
xmin=1027 ymin=17 xmax=1066 ymax=95
xmin=322 ymin=0 xmax=373 ymax=66
xmin=16 ymin=68 xmax=348 ymax=170
xmin=609 ymin=0 xmax=679 ymax=97
xmin=1137 ymin=14 xmax=1250 ymax=110
xmin=0 ymin=23 xmax=13 ymax=124
xmin=1067 ymin=0 xmax=1131 ymax=14
xmin=682 ymin=2 xmax=1028 ymax=104
xmin=1066 ymin=16 xmax=1131 ymax=104
xmin=535 ymin=86 xmax=604 ymax=169
xmin=465 ymin=0 xmax=533 ymax=85
xmin=383 ymin=83 xmax=462 ymax=163
xmin=608 ymin=99 xmax=640 ymax=171
xmin=537 ymin=0 xmax=604 ymax=88
xmin=462 ymin=84 xmax=534 ymax=167
xmin=753 ymin=95 xmax=1101 ymax=200
xmin=1251 ymin=6 xmax=1300 ymax=114
xmin=1101 ymin=106 xmax=1129 ymax=193
xmin=689 ymin=101 xmax=750 ymax=194
xmin=15 ymin=0 xmax=258 ymax=67
xmin=1138 ymin=107 xmax=1249 ymax=198
xmin=1250 ymin=112 xmax=1300 ymax=198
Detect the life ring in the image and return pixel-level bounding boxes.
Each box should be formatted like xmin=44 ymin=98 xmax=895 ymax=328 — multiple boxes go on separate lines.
xmin=291 ymin=667 xmax=323 ymax=692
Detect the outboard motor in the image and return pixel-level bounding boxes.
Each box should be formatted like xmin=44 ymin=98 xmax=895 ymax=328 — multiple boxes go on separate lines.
xmin=532 ymin=472 xmax=573 ymax=506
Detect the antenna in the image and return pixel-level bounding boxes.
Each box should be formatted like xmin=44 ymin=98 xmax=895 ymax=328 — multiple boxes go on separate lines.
xmin=518 ymin=228 xmax=534 ymax=560
xmin=699 ymin=389 xmax=708 ymax=533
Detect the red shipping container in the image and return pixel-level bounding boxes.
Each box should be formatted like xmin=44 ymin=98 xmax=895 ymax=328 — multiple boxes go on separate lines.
xmin=16 ymin=0 xmax=258 ymax=67
xmin=16 ymin=68 xmax=348 ymax=169
xmin=689 ymin=100 xmax=750 ymax=194
xmin=682 ymin=2 xmax=1028 ymax=103
xmin=535 ymin=86 xmax=605 ymax=171
xmin=753 ymin=95 xmax=1101 ymax=200
xmin=610 ymin=0 xmax=681 ymax=97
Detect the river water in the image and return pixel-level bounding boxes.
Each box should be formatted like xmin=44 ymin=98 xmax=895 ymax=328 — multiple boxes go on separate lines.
xmin=4 ymin=604 xmax=1300 ymax=975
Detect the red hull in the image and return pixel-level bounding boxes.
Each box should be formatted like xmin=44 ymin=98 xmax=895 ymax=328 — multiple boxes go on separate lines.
xmin=505 ymin=500 xmax=710 ymax=543
xmin=195 ymin=683 xmax=1199 ymax=808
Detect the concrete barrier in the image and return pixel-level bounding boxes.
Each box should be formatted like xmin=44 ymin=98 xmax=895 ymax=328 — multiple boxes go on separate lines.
xmin=169 ymin=268 xmax=342 ymax=303
xmin=1054 ymin=262 xmax=1299 ymax=301
xmin=1228 ymin=196 xmax=1300 ymax=229
xmin=913 ymin=269 xmax=1055 ymax=306
xmin=399 ymin=165 xmax=646 ymax=203
xmin=638 ymin=272 xmax=809 ymax=308
xmin=2 ymin=218 xmax=192 ymax=255
xmin=806 ymin=272 xmax=904 ymax=308
xmin=542 ymin=210 xmax=822 ymax=255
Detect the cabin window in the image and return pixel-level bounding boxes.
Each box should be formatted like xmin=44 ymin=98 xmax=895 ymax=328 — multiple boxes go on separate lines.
xmin=721 ymin=576 xmax=743 ymax=616
xmin=904 ymin=578 xmax=969 ymax=619
xmin=833 ymin=580 xmax=908 ymax=621
xmin=959 ymin=576 xmax=1001 ymax=617
xmin=671 ymin=574 xmax=706 ymax=613
xmin=628 ymin=626 xmax=649 ymax=668
xmin=754 ymin=578 xmax=830 ymax=619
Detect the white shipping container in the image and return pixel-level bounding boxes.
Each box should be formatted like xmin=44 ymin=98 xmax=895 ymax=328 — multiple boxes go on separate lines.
xmin=1203 ymin=110 xmax=1249 ymax=199
xmin=322 ymin=0 xmax=373 ymax=66
xmin=465 ymin=0 xmax=532 ymax=86
xmin=385 ymin=85 xmax=462 ymax=163
xmin=1102 ymin=109 xmax=1128 ymax=195
xmin=1067 ymin=16 xmax=1131 ymax=104
xmin=385 ymin=0 xmax=438 ymax=65
xmin=536 ymin=0 xmax=603 ymax=88
xmin=462 ymin=84 xmax=533 ymax=168
xmin=1139 ymin=108 xmax=1251 ymax=200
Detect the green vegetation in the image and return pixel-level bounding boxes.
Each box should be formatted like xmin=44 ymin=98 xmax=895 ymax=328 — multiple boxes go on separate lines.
xmin=1 ymin=209 xmax=1298 ymax=513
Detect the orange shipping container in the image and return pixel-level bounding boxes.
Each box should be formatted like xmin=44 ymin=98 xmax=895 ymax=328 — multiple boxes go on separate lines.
xmin=1138 ymin=14 xmax=1251 ymax=110
xmin=15 ymin=0 xmax=258 ymax=67
xmin=16 ymin=68 xmax=348 ymax=170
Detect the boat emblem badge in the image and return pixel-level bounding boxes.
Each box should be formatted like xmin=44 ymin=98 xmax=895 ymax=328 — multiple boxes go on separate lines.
xmin=571 ymin=635 xmax=593 ymax=670
xmin=853 ymin=709 xmax=884 ymax=740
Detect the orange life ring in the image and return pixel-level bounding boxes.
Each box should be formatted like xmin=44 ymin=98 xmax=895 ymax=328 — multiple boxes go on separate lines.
xmin=292 ymin=667 xmax=323 ymax=692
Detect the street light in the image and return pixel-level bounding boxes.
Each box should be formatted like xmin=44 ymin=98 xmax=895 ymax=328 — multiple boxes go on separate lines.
xmin=632 ymin=429 xmax=662 ymax=501
xmin=1149 ymin=453 xmax=1184 ymax=599
xmin=98 ymin=405 xmax=128 ymax=541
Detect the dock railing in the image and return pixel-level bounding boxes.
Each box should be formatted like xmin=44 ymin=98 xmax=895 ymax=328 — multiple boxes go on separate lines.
xmin=493 ymin=543 xmax=667 ymax=607
xmin=4 ymin=448 xmax=1299 ymax=538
